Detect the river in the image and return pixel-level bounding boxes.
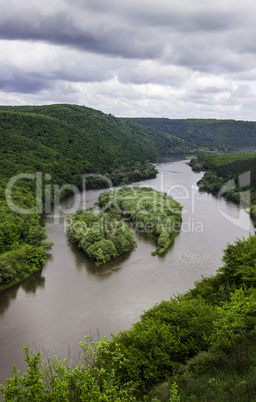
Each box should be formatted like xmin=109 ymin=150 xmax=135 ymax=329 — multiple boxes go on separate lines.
xmin=0 ymin=156 xmax=254 ymax=384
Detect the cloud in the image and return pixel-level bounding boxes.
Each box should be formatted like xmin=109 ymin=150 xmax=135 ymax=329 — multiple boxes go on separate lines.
xmin=0 ymin=6 xmax=163 ymax=59
xmin=0 ymin=72 xmax=52 ymax=94
xmin=0 ymin=0 xmax=256 ymax=119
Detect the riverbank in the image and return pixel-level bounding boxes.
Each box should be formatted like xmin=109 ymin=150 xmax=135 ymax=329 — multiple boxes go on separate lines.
xmin=0 ymin=163 xmax=159 ymax=293
xmin=0 ymin=157 xmax=253 ymax=386
xmin=2 ymin=233 xmax=256 ymax=400
xmin=189 ymin=152 xmax=256 ymax=225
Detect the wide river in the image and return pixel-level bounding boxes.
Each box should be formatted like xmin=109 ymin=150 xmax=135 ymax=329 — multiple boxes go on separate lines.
xmin=0 ymin=156 xmax=254 ymax=384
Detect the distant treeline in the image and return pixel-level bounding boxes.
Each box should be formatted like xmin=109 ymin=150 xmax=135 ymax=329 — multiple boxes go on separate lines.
xmin=0 ymin=104 xmax=192 ymax=177
xmin=127 ymin=117 xmax=256 ymax=152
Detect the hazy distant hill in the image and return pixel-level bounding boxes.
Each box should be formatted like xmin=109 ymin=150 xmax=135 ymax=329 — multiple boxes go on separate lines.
xmin=126 ymin=117 xmax=256 ymax=151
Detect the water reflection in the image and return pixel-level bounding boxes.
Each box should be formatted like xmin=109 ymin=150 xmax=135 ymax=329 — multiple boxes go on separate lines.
xmin=0 ymin=156 xmax=254 ymax=386
xmin=0 ymin=286 xmax=19 ymax=316
xmin=70 ymin=240 xmax=132 ymax=278
xmin=69 ymin=223 xmax=160 ymax=278
xmin=0 ymin=268 xmax=46 ymax=316
xmin=20 ymin=269 xmax=46 ymax=294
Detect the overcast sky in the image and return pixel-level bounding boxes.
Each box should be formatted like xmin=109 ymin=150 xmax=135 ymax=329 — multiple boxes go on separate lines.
xmin=1 ymin=0 xmax=256 ymax=119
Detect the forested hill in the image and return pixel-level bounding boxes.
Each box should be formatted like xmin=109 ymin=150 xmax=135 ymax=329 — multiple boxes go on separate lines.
xmin=0 ymin=104 xmax=191 ymax=177
xmin=126 ymin=117 xmax=256 ymax=151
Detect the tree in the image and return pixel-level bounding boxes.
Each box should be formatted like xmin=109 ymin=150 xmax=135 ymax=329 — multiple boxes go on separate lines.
xmin=219 ymin=233 xmax=256 ymax=287
xmin=67 ymin=210 xmax=136 ymax=265
xmin=211 ymin=288 xmax=256 ymax=354
xmin=26 ymin=225 xmax=47 ymax=246
xmin=21 ymin=247 xmax=46 ymax=272
xmin=0 ymin=262 xmax=16 ymax=287
xmin=158 ymin=231 xmax=169 ymax=248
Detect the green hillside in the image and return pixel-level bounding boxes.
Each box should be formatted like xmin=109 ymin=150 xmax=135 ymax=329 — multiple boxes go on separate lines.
xmin=127 ymin=117 xmax=256 ymax=151
xmin=0 ymin=104 xmax=192 ymax=291
xmin=0 ymin=105 xmax=192 ymax=175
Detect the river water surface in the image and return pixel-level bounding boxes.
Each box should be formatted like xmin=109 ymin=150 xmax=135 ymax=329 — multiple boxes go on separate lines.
xmin=0 ymin=157 xmax=254 ymax=384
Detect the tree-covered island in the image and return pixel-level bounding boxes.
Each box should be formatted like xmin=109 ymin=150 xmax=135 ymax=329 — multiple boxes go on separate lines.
xmin=98 ymin=187 xmax=183 ymax=255
xmin=67 ymin=208 xmax=136 ymax=266
xmin=67 ymin=187 xmax=183 ymax=265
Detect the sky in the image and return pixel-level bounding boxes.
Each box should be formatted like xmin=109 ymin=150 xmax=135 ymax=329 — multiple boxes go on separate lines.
xmin=1 ymin=0 xmax=256 ymax=119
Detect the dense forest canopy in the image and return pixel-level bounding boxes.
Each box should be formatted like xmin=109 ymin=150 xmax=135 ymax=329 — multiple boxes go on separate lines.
xmin=98 ymin=187 xmax=183 ymax=254
xmin=67 ymin=208 xmax=137 ymax=266
xmin=127 ymin=117 xmax=256 ymax=151
xmin=67 ymin=186 xmax=183 ymax=265
xmin=0 ymin=105 xmax=192 ymax=175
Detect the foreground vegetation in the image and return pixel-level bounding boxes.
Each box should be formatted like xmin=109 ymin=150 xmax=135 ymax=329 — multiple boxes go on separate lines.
xmin=67 ymin=208 xmax=136 ymax=266
xmin=98 ymin=187 xmax=183 ymax=254
xmin=189 ymin=151 xmax=256 ymax=223
xmin=1 ymin=233 xmax=256 ymax=400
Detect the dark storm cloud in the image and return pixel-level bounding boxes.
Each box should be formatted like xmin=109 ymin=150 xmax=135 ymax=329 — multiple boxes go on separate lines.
xmin=0 ymin=0 xmax=253 ymax=75
xmin=0 ymin=0 xmax=244 ymax=65
xmin=0 ymin=0 xmax=256 ymax=119
xmin=0 ymin=55 xmax=116 ymax=94
xmin=0 ymin=12 xmax=162 ymax=59
xmin=0 ymin=71 xmax=53 ymax=93
xmin=76 ymin=0 xmax=242 ymax=31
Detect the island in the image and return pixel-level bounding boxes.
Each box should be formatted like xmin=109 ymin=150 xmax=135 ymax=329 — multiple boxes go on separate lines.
xmin=67 ymin=187 xmax=182 ymax=265
xmin=98 ymin=187 xmax=183 ymax=255
xmin=67 ymin=208 xmax=137 ymax=266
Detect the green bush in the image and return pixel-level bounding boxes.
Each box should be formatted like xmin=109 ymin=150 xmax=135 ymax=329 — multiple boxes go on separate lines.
xmin=21 ymin=247 xmax=46 ymax=273
xmin=219 ymin=233 xmax=256 ymax=287
xmin=157 ymin=231 xmax=169 ymax=248
xmin=95 ymin=297 xmax=216 ymax=393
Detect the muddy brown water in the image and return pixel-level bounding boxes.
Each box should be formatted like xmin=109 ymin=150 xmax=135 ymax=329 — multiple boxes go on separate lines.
xmin=0 ymin=157 xmax=254 ymax=384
